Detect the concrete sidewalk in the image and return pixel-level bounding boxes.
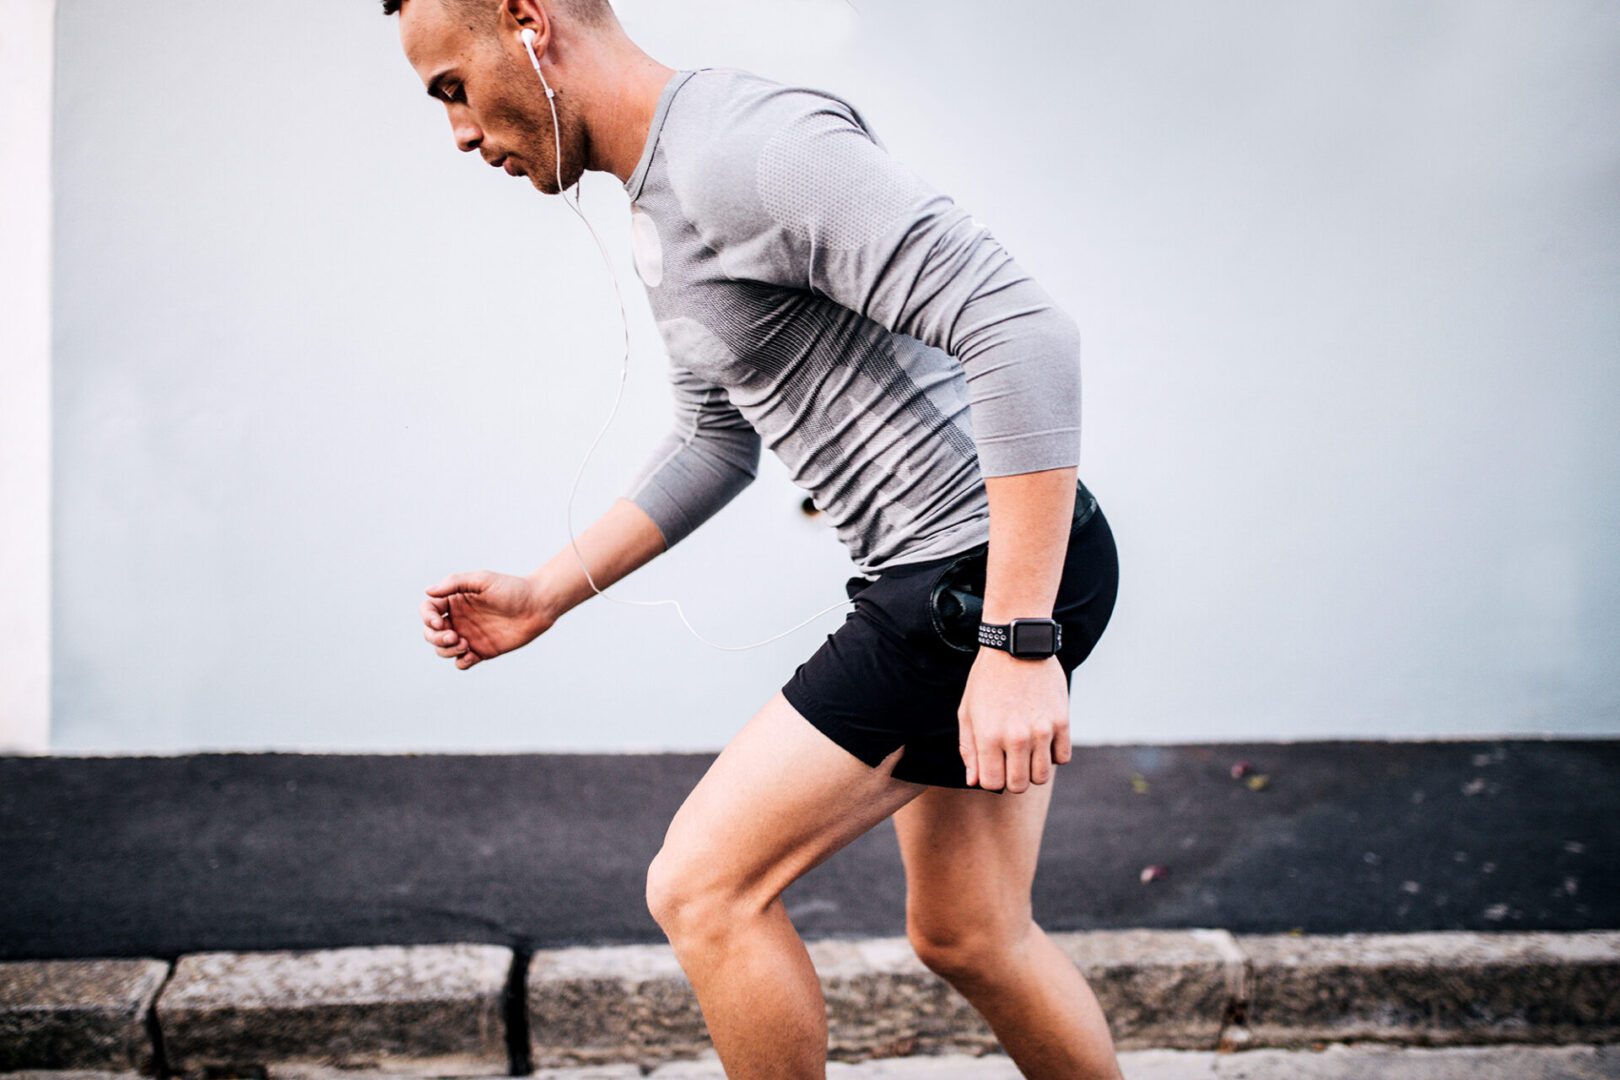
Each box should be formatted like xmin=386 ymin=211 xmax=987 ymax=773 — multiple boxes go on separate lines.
xmin=542 ymin=1043 xmax=1619 ymax=1077
xmin=6 ymin=1044 xmax=1619 ymax=1078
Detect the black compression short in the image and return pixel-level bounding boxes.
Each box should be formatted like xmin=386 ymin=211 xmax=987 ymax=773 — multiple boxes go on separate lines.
xmin=781 ymin=478 xmax=1120 ymax=791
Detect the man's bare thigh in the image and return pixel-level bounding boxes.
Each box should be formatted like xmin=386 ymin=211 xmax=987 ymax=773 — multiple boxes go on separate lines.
xmin=891 ymin=774 xmax=1056 ymax=938
xmin=652 ymin=689 xmax=929 ymax=912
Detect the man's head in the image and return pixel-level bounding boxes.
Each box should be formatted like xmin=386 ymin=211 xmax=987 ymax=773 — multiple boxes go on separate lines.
xmin=387 ymin=0 xmax=619 ymax=194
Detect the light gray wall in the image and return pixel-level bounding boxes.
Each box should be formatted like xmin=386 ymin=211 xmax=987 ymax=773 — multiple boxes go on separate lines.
xmin=1 ymin=0 xmax=56 ymax=754
xmin=50 ymin=0 xmax=1620 ymax=753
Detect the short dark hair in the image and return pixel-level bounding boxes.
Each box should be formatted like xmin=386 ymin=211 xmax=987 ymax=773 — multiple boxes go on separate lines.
xmin=380 ymin=0 xmax=615 ymax=30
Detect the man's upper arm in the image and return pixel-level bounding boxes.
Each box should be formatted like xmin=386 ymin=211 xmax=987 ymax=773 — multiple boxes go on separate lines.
xmin=680 ymin=88 xmax=1082 ymax=478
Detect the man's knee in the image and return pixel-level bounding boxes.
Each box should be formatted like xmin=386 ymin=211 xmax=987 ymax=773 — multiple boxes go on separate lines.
xmin=645 ymin=846 xmax=750 ymax=939
xmin=643 ymin=847 xmax=689 ymax=929
xmin=906 ymin=907 xmax=1035 ymax=984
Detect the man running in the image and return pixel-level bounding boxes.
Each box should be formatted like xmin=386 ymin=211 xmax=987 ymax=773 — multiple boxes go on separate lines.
xmin=398 ymin=1 xmax=1122 ymax=1075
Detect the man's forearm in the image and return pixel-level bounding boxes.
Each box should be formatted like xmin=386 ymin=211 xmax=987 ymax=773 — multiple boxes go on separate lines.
xmin=980 ymin=466 xmax=1079 ymax=626
xmin=526 ymin=497 xmax=669 ymax=621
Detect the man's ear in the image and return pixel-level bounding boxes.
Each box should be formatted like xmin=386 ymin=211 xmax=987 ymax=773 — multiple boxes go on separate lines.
xmin=502 ymin=0 xmax=549 ymax=48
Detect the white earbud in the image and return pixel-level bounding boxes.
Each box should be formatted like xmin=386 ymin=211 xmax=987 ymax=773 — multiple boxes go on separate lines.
xmin=519 ymin=27 xmax=554 ymax=99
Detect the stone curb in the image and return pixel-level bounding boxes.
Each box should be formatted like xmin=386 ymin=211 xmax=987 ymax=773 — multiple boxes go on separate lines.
xmin=524 ymin=928 xmax=1240 ymax=1068
xmin=155 ymin=944 xmax=511 ymax=1078
xmin=1231 ymin=930 xmax=1620 ymax=1050
xmin=0 ymin=959 xmax=169 ymax=1073
xmin=2 ymin=931 xmax=1618 ymax=1074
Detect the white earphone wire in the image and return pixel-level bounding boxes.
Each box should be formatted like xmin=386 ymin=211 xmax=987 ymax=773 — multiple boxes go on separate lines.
xmin=520 ymin=33 xmax=855 ymax=651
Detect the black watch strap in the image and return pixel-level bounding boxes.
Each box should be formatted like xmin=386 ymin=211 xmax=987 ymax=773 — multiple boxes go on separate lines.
xmin=978 ymin=618 xmax=1062 ymax=659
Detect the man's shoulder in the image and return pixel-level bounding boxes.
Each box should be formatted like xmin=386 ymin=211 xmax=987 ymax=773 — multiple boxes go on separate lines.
xmin=671 ymin=67 xmax=871 ymax=132
xmin=659 ymin=69 xmax=885 ymax=257
xmin=663 ymin=68 xmax=873 ymax=183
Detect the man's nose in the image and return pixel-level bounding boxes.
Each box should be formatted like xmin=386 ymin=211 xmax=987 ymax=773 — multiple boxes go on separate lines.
xmin=453 ymin=117 xmax=482 ymax=153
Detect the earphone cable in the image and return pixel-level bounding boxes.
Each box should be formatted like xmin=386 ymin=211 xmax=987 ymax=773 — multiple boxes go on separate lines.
xmin=523 ymin=38 xmax=854 ymax=651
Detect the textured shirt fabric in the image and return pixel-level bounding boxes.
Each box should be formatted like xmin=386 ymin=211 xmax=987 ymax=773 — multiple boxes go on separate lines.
xmin=619 ymin=67 xmax=1083 ymax=577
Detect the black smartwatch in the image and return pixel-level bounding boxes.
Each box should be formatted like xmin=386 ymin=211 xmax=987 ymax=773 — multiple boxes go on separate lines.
xmin=977 ymin=618 xmax=1062 ymax=659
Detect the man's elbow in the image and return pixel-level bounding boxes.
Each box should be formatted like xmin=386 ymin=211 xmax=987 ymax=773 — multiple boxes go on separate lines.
xmin=695 ymin=426 xmax=763 ymax=482
xmin=732 ymin=430 xmax=763 ymax=481
xmin=743 ymin=431 xmax=763 ymax=479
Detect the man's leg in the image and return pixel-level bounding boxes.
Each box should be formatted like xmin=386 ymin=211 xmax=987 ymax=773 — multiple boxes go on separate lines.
xmin=892 ymin=775 xmax=1126 ymax=1080
xmin=645 ymin=689 xmax=927 ymax=1078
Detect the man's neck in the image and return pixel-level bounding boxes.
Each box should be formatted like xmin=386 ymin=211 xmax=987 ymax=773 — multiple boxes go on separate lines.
xmin=572 ymin=45 xmax=679 ymax=186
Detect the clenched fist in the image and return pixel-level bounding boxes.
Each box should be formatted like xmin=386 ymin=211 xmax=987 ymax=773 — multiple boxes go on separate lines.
xmin=420 ymin=569 xmax=555 ymax=670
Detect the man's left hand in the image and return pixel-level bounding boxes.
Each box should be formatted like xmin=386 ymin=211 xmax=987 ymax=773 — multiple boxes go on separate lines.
xmin=957 ymin=648 xmax=1073 ymax=793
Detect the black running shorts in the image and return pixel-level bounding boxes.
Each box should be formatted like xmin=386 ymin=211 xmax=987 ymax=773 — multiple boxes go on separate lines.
xmin=781 ymin=478 xmax=1119 ymax=791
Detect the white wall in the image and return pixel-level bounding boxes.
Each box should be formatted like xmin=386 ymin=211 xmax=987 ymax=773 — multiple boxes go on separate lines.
xmin=0 ymin=0 xmax=56 ymax=754
xmin=47 ymin=0 xmax=1620 ymax=753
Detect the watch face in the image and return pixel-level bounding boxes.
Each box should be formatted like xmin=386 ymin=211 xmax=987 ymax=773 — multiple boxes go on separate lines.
xmin=1010 ymin=620 xmax=1056 ymax=655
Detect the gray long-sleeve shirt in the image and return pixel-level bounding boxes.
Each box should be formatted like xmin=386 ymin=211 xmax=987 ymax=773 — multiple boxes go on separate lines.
xmin=619 ymin=67 xmax=1082 ymax=577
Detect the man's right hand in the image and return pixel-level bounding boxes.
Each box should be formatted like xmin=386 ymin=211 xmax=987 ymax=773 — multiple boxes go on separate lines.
xmin=421 ymin=569 xmax=556 ymax=671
